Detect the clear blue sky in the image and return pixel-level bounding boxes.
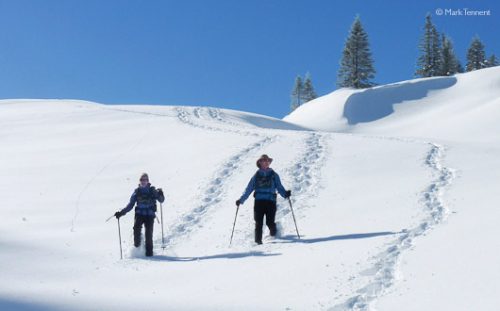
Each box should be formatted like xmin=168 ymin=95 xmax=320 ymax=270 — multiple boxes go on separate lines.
xmin=0 ymin=0 xmax=498 ymax=118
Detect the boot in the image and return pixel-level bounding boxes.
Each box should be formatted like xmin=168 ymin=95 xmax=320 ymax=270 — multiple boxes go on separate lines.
xmin=255 ymin=227 xmax=263 ymax=245
xmin=269 ymin=223 xmax=277 ymax=237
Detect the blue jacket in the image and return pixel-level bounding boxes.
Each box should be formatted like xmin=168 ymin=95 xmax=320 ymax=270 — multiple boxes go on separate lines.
xmin=239 ymin=169 xmax=287 ymax=204
xmin=121 ymin=184 xmax=165 ymax=217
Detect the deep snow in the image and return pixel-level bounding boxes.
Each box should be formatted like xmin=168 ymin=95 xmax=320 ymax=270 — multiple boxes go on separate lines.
xmin=285 ymin=66 xmax=500 ymax=143
xmin=285 ymin=67 xmax=500 ymax=310
xmin=1 ymin=67 xmax=499 ymax=311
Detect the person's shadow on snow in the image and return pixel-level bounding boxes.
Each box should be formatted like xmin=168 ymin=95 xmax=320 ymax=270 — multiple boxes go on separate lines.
xmin=274 ymin=231 xmax=398 ymax=244
xmin=147 ymin=251 xmax=281 ymax=262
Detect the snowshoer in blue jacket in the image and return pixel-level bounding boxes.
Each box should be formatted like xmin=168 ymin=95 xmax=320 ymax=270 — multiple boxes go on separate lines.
xmin=115 ymin=173 xmax=165 ymax=257
xmin=236 ymin=154 xmax=291 ymax=244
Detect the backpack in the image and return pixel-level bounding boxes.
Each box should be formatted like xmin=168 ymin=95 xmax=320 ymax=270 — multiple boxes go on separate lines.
xmin=135 ymin=186 xmax=157 ymax=212
xmin=255 ymin=170 xmax=275 ymax=189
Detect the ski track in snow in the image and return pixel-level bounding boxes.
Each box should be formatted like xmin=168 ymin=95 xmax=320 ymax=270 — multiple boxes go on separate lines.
xmin=330 ymin=142 xmax=455 ymax=311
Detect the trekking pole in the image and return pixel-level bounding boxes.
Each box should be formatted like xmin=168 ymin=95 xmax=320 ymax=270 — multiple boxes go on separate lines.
xmin=287 ymin=197 xmax=301 ymax=239
xmin=160 ymin=202 xmax=165 ymax=249
xmin=117 ymin=217 xmax=123 ymax=260
xmin=229 ymin=205 xmax=240 ymax=246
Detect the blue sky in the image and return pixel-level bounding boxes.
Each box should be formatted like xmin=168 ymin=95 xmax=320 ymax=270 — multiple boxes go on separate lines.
xmin=0 ymin=0 xmax=498 ymax=118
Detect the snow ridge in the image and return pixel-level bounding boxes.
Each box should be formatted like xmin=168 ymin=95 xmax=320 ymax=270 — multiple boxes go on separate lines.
xmin=330 ymin=142 xmax=455 ymax=311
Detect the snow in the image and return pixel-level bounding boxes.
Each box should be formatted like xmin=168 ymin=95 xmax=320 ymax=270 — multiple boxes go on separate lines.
xmin=284 ymin=66 xmax=500 ymax=310
xmin=1 ymin=67 xmax=500 ymax=310
xmin=285 ymin=66 xmax=500 ymax=143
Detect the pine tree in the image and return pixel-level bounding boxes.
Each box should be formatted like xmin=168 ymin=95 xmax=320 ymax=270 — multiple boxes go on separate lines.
xmin=290 ymin=76 xmax=304 ymax=112
xmin=440 ymin=34 xmax=460 ymax=76
xmin=486 ymin=54 xmax=499 ymax=67
xmin=337 ymin=16 xmax=376 ymax=89
xmin=457 ymin=60 xmax=465 ymax=73
xmin=416 ymin=13 xmax=442 ymax=77
xmin=466 ymin=36 xmax=486 ymax=71
xmin=302 ymin=73 xmax=317 ymax=103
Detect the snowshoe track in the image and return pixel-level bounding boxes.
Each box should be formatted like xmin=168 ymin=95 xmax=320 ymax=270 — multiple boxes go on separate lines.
xmin=176 ymin=107 xmax=259 ymax=136
xmin=154 ymin=108 xmax=278 ymax=251
xmin=158 ymin=137 xmax=275 ymax=250
xmin=331 ymin=142 xmax=455 ymax=311
xmin=232 ymin=132 xmax=329 ymax=246
xmin=280 ymin=132 xmax=328 ymax=219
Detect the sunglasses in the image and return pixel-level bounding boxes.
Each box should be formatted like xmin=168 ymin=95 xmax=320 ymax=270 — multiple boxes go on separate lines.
xmin=140 ymin=179 xmax=149 ymax=182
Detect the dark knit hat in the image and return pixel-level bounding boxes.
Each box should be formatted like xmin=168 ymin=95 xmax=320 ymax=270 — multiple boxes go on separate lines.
xmin=140 ymin=173 xmax=149 ymax=181
xmin=256 ymin=154 xmax=273 ymax=168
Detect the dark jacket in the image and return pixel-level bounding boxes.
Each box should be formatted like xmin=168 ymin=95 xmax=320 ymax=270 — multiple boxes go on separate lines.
xmin=121 ymin=183 xmax=165 ymax=217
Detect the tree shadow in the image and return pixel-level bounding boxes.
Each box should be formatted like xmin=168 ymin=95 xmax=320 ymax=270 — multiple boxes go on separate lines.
xmin=344 ymin=76 xmax=457 ymax=125
xmin=148 ymin=250 xmax=281 ymax=262
xmin=275 ymin=231 xmax=399 ymax=244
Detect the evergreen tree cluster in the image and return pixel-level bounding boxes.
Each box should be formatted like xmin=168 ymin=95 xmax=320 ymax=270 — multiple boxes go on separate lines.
xmin=290 ymin=73 xmax=317 ymax=112
xmin=287 ymin=14 xmax=497 ymax=112
xmin=416 ymin=13 xmax=498 ymax=77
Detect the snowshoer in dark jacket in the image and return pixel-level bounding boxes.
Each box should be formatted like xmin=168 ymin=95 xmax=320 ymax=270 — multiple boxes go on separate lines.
xmin=115 ymin=173 xmax=165 ymax=257
xmin=236 ymin=154 xmax=291 ymax=245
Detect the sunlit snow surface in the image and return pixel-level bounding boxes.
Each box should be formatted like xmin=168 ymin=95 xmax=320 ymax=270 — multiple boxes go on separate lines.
xmin=1 ymin=67 xmax=500 ymax=310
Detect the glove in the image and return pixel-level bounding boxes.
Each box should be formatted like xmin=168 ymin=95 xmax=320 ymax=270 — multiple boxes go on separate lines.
xmin=157 ymin=188 xmax=164 ymax=197
xmin=285 ymin=190 xmax=292 ymax=198
xmin=114 ymin=211 xmax=124 ymax=219
xmin=235 ymin=199 xmax=241 ymax=207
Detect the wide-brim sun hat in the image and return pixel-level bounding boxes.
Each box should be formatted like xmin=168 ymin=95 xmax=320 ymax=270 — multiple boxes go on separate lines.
xmin=256 ymin=154 xmax=273 ymax=168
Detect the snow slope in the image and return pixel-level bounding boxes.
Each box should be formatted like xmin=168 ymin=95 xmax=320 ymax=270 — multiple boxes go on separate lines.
xmin=0 ymin=98 xmax=464 ymax=310
xmin=285 ymin=66 xmax=500 ymax=143
xmin=284 ymin=67 xmax=500 ymax=310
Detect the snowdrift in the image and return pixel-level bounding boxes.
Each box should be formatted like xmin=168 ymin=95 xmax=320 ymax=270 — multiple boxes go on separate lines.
xmin=284 ymin=66 xmax=500 ymax=142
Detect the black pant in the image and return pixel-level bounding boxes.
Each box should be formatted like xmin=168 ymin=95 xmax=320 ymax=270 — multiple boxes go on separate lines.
xmin=254 ymin=200 xmax=277 ymax=243
xmin=134 ymin=215 xmax=155 ymax=256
